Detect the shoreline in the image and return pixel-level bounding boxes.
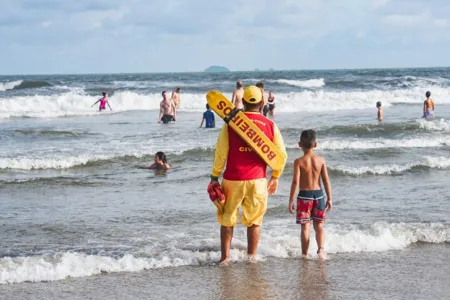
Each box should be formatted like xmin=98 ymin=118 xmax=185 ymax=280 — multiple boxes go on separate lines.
xmin=2 ymin=244 xmax=449 ymax=300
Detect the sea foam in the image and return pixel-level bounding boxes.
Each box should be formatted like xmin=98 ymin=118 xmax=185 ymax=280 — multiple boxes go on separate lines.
xmin=317 ymin=136 xmax=450 ymax=150
xmin=273 ymin=78 xmax=325 ymax=88
xmin=330 ymin=156 xmax=450 ymax=175
xmin=2 ymin=86 xmax=450 ymax=118
xmin=418 ymin=118 xmax=450 ymax=131
xmin=0 ymin=80 xmax=23 ymax=92
xmin=0 ymin=222 xmax=447 ymax=284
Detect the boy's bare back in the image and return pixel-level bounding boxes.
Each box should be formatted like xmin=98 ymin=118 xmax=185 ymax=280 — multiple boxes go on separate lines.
xmin=294 ymin=152 xmax=326 ymax=191
xmin=289 ymin=129 xmax=332 ymax=216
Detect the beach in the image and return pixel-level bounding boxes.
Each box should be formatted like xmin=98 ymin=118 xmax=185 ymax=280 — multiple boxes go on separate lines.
xmin=1 ymin=69 xmax=450 ymax=299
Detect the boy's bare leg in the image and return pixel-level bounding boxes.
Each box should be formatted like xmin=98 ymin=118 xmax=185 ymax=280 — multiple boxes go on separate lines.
xmin=301 ymin=223 xmax=311 ymax=257
xmin=220 ymin=226 xmax=234 ymax=264
xmin=247 ymin=224 xmax=260 ymax=262
xmin=313 ymin=221 xmax=325 ymax=258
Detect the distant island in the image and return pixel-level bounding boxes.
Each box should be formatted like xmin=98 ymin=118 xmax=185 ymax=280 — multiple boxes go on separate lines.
xmin=204 ymin=66 xmax=230 ymax=72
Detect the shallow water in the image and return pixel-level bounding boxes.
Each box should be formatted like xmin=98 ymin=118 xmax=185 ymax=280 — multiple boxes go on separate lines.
xmin=1 ymin=69 xmax=449 ymax=298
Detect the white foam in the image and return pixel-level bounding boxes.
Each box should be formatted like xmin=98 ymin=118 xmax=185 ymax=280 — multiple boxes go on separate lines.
xmin=0 ymin=143 xmax=215 ymax=170
xmin=273 ymin=78 xmax=325 ymax=88
xmin=0 ymin=91 xmax=207 ymax=119
xmin=399 ymin=76 xmax=449 ymax=88
xmin=3 ymin=132 xmax=450 ymax=171
xmin=261 ymin=221 xmax=449 ymax=257
xmin=0 ymin=155 xmax=108 ymax=170
xmin=0 ymin=80 xmax=22 ymax=92
xmin=330 ymin=156 xmax=450 ymax=175
xmin=312 ymin=136 xmax=450 ymax=150
xmin=418 ymin=118 xmax=450 ymax=131
xmin=0 ymin=222 xmax=447 ymax=284
xmin=275 ymin=86 xmax=450 ymax=112
xmin=0 ymin=252 xmax=201 ymax=284
xmin=2 ymin=85 xmax=450 ymax=118
xmin=325 ymin=222 xmax=449 ymax=252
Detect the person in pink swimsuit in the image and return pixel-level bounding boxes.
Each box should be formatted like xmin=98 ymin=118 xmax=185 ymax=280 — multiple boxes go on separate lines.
xmin=92 ymin=92 xmax=112 ymax=111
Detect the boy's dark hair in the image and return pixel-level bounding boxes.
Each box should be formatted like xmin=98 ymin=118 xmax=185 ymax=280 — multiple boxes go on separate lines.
xmin=256 ymin=82 xmax=264 ymax=89
xmin=206 ymin=104 xmax=210 ymax=109
xmin=376 ymin=101 xmax=382 ymax=108
xmin=300 ymin=130 xmax=316 ymax=149
xmin=155 ymin=151 xmax=167 ymax=163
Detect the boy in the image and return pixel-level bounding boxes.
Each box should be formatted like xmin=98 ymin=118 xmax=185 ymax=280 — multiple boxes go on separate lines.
xmin=289 ymin=129 xmax=332 ymax=259
xmin=199 ymin=104 xmax=215 ymax=128
xmin=423 ymin=91 xmax=435 ymax=119
xmin=376 ymin=101 xmax=383 ymax=121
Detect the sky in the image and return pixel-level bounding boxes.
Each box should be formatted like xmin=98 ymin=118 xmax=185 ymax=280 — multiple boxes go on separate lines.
xmin=1 ymin=0 xmax=450 ymax=74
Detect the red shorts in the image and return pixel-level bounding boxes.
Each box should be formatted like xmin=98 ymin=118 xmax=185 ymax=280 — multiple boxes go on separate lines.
xmin=296 ymin=190 xmax=326 ymax=224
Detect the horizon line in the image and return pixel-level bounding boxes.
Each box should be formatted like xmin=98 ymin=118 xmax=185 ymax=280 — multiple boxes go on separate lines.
xmin=1 ymin=65 xmax=449 ymax=77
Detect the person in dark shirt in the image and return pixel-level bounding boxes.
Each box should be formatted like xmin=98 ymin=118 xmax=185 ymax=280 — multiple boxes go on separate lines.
xmin=200 ymin=104 xmax=215 ymax=128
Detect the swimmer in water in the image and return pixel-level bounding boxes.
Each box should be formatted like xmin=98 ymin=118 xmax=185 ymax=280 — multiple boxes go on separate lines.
xmin=376 ymin=101 xmax=383 ymax=121
xmin=91 ymin=92 xmax=112 ymax=111
xmin=158 ymin=91 xmax=176 ymax=124
xmin=423 ymin=91 xmax=435 ymax=119
xmin=231 ymin=80 xmax=244 ymax=110
xmin=147 ymin=152 xmax=171 ymax=170
xmin=256 ymin=82 xmax=268 ymax=116
xmin=171 ymin=87 xmax=182 ymax=109
xmin=267 ymin=91 xmax=276 ymax=116
xmin=199 ymin=104 xmax=215 ymax=128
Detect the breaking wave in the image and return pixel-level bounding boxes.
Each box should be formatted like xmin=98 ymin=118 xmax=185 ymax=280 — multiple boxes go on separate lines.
xmin=0 ymin=80 xmax=23 ymax=92
xmin=329 ymin=156 xmax=450 ymax=175
xmin=0 ymin=222 xmax=447 ymax=284
xmin=273 ymin=78 xmax=325 ymax=88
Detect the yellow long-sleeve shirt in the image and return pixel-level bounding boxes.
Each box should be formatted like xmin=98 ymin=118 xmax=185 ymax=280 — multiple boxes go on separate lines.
xmin=211 ymin=120 xmax=287 ymax=179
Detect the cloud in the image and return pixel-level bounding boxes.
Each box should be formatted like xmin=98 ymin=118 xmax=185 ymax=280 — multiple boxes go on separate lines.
xmin=371 ymin=0 xmax=390 ymax=9
xmin=381 ymin=12 xmax=428 ymax=27
xmin=41 ymin=21 xmax=52 ymax=28
xmin=1 ymin=0 xmax=450 ymax=74
xmin=434 ymin=19 xmax=448 ymax=27
xmin=356 ymin=30 xmax=366 ymax=39
xmin=70 ymin=8 xmax=126 ymax=30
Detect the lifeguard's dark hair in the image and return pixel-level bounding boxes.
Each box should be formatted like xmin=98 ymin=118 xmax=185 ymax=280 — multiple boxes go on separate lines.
xmin=243 ymin=100 xmax=263 ymax=111
xmin=155 ymin=152 xmax=168 ymax=163
xmin=300 ymin=130 xmax=316 ymax=149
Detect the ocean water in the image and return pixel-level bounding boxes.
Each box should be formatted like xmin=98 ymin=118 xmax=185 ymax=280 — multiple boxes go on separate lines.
xmin=1 ymin=68 xmax=449 ymax=299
